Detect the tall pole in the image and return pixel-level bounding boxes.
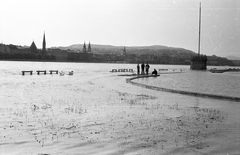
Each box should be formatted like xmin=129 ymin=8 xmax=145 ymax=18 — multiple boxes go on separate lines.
xmin=198 ymin=2 xmax=201 ymax=56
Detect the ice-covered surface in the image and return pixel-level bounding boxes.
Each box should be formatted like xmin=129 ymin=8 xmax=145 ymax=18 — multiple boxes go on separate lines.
xmin=135 ymin=68 xmax=240 ymax=98
xmin=0 ymin=61 xmax=239 ymax=155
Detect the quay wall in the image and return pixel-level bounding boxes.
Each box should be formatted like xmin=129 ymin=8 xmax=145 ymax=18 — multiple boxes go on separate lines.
xmin=126 ymin=75 xmax=240 ymax=102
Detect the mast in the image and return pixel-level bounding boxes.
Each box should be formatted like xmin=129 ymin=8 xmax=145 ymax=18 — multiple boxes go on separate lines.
xmin=198 ymin=2 xmax=201 ymax=56
xmin=190 ymin=2 xmax=207 ymax=70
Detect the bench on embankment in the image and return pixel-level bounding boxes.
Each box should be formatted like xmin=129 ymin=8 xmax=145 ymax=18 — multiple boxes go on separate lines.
xmin=49 ymin=70 xmax=58 ymax=74
xmin=36 ymin=70 xmax=47 ymax=75
xmin=110 ymin=69 xmax=134 ymax=73
xmin=21 ymin=71 xmax=33 ymax=75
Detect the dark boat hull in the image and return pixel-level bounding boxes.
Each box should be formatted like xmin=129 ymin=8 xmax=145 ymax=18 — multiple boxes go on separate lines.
xmin=209 ymin=68 xmax=240 ymax=73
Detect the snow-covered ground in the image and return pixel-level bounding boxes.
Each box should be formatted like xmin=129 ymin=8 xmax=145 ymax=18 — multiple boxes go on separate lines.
xmin=0 ymin=62 xmax=239 ymax=155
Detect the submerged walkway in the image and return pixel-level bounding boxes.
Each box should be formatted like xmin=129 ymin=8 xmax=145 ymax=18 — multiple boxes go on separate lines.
xmin=126 ymin=75 xmax=240 ymax=102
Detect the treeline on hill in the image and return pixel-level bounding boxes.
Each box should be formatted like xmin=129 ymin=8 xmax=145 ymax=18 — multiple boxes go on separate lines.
xmin=91 ymin=48 xmax=235 ymax=66
xmin=0 ymin=52 xmax=55 ymax=61
xmin=207 ymin=55 xmax=235 ymax=66
xmin=0 ymin=43 xmax=237 ymax=66
xmin=63 ymin=44 xmax=236 ymax=66
xmin=93 ymin=53 xmax=235 ymax=66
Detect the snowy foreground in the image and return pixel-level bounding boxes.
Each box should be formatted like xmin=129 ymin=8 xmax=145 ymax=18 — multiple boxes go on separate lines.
xmin=0 ymin=72 xmax=239 ymax=155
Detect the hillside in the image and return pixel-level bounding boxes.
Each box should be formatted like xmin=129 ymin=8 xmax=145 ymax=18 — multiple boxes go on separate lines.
xmin=58 ymin=44 xmax=171 ymax=50
xmin=49 ymin=44 xmax=237 ymax=66
xmin=1 ymin=43 xmax=237 ymax=66
xmin=53 ymin=44 xmax=196 ymax=57
xmin=226 ymin=55 xmax=240 ymax=60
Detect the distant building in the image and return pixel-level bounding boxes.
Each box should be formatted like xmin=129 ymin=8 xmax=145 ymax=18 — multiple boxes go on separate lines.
xmin=47 ymin=48 xmax=68 ymax=61
xmin=29 ymin=41 xmax=38 ymax=54
xmin=8 ymin=44 xmax=28 ymax=54
xmin=0 ymin=44 xmax=10 ymax=53
xmin=88 ymin=42 xmax=91 ymax=53
xmin=122 ymin=47 xmax=132 ymax=63
xmin=83 ymin=42 xmax=87 ymax=53
xmin=17 ymin=46 xmax=29 ymax=54
xmin=232 ymin=60 xmax=240 ymax=66
xmin=206 ymin=55 xmax=217 ymax=66
xmin=138 ymin=54 xmax=155 ymax=63
xmin=79 ymin=42 xmax=93 ymax=61
xmin=68 ymin=52 xmax=80 ymax=61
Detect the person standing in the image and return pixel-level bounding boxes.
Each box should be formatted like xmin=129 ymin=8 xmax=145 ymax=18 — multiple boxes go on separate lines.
xmin=137 ymin=64 xmax=140 ymax=75
xmin=146 ymin=63 xmax=150 ymax=75
xmin=141 ymin=63 xmax=145 ymax=75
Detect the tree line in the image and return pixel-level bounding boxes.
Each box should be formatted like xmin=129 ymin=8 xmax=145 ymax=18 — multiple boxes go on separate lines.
xmin=0 ymin=52 xmax=55 ymax=61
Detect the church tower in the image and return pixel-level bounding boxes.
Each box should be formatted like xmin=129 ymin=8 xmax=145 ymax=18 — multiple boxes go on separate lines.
xmin=42 ymin=32 xmax=46 ymax=60
xmin=88 ymin=42 xmax=91 ymax=53
xmin=83 ymin=42 xmax=87 ymax=53
xmin=30 ymin=41 xmax=38 ymax=54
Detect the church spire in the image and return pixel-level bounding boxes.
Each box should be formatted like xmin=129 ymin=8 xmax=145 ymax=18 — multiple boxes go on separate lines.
xmin=88 ymin=42 xmax=91 ymax=53
xmin=42 ymin=32 xmax=46 ymax=60
xmin=43 ymin=32 xmax=46 ymax=49
xmin=83 ymin=41 xmax=87 ymax=53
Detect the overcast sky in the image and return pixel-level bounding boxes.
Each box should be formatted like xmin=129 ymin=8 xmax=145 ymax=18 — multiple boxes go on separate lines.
xmin=0 ymin=0 xmax=239 ymax=57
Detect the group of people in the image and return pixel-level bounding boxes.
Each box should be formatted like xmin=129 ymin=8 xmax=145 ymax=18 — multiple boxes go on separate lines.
xmin=137 ymin=63 xmax=158 ymax=75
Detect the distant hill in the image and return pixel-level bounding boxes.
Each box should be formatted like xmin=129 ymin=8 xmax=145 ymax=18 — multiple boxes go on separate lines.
xmin=52 ymin=44 xmax=196 ymax=57
xmin=54 ymin=44 xmax=171 ymax=50
xmin=2 ymin=43 xmax=237 ymax=66
xmin=226 ymin=55 xmax=240 ymax=60
xmin=50 ymin=44 xmax=239 ymax=66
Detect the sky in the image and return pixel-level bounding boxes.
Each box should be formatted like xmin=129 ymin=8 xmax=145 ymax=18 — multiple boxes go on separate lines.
xmin=0 ymin=0 xmax=239 ymax=57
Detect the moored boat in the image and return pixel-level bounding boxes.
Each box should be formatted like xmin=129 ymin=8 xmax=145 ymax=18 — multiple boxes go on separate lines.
xmin=209 ymin=68 xmax=240 ymax=73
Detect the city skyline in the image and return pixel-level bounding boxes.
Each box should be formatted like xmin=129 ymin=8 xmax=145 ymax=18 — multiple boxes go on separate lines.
xmin=0 ymin=0 xmax=239 ymax=57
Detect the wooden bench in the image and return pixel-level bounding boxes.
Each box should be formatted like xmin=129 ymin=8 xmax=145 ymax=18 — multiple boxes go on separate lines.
xmin=21 ymin=71 xmax=33 ymax=75
xmin=49 ymin=70 xmax=58 ymax=74
xmin=129 ymin=69 xmax=133 ymax=72
xmin=159 ymin=69 xmax=168 ymax=71
xmin=110 ymin=69 xmax=118 ymax=72
xmin=36 ymin=70 xmax=47 ymax=75
xmin=110 ymin=69 xmax=134 ymax=73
